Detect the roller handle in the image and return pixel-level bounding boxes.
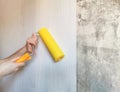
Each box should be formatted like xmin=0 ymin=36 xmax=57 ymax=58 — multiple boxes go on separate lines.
xmin=16 ymin=53 xmax=32 ymax=63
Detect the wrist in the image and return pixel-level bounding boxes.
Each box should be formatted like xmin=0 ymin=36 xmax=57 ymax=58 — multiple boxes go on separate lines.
xmin=23 ymin=45 xmax=28 ymax=54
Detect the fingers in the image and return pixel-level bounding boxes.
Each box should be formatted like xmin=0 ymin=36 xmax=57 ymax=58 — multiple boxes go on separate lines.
xmin=26 ymin=42 xmax=33 ymax=53
xmin=32 ymin=33 xmax=38 ymax=46
xmin=17 ymin=63 xmax=25 ymax=70
xmin=14 ymin=68 xmax=19 ymax=72
xmin=26 ymin=33 xmax=38 ymax=53
xmin=8 ymin=56 xmax=21 ymax=63
xmin=28 ymin=33 xmax=38 ymax=46
xmin=0 ymin=62 xmax=25 ymax=77
xmin=9 ymin=58 xmax=25 ymax=72
xmin=16 ymin=63 xmax=25 ymax=67
xmin=26 ymin=40 xmax=35 ymax=53
xmin=14 ymin=63 xmax=25 ymax=72
xmin=27 ymin=38 xmax=37 ymax=47
xmin=32 ymin=33 xmax=38 ymax=41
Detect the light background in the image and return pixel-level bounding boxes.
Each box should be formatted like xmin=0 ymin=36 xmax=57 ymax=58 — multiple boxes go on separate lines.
xmin=0 ymin=0 xmax=76 ymax=92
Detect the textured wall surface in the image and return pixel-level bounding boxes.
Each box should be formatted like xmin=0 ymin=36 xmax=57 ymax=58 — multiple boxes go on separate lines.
xmin=77 ymin=0 xmax=120 ymax=92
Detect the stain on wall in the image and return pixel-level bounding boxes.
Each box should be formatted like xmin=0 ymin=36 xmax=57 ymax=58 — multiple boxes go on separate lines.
xmin=77 ymin=0 xmax=120 ymax=92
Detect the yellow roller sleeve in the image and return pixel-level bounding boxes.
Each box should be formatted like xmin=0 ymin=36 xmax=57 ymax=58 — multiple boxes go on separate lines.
xmin=38 ymin=28 xmax=64 ymax=62
xmin=16 ymin=53 xmax=32 ymax=63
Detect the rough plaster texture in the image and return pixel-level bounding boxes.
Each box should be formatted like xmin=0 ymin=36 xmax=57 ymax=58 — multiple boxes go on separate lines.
xmin=77 ymin=0 xmax=120 ymax=92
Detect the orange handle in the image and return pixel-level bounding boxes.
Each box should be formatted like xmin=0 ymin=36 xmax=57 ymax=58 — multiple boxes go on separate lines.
xmin=16 ymin=53 xmax=32 ymax=63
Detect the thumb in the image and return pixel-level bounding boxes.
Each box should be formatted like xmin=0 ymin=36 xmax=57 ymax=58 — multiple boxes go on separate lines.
xmin=14 ymin=63 xmax=25 ymax=72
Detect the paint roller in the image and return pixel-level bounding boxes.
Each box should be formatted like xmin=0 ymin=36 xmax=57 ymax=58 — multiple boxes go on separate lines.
xmin=16 ymin=28 xmax=64 ymax=63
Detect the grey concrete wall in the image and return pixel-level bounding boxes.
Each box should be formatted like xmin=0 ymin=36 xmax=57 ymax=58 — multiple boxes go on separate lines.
xmin=77 ymin=0 xmax=120 ymax=92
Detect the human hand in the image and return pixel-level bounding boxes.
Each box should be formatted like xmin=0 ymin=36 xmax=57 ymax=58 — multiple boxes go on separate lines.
xmin=26 ymin=33 xmax=38 ymax=54
xmin=0 ymin=57 xmax=24 ymax=78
